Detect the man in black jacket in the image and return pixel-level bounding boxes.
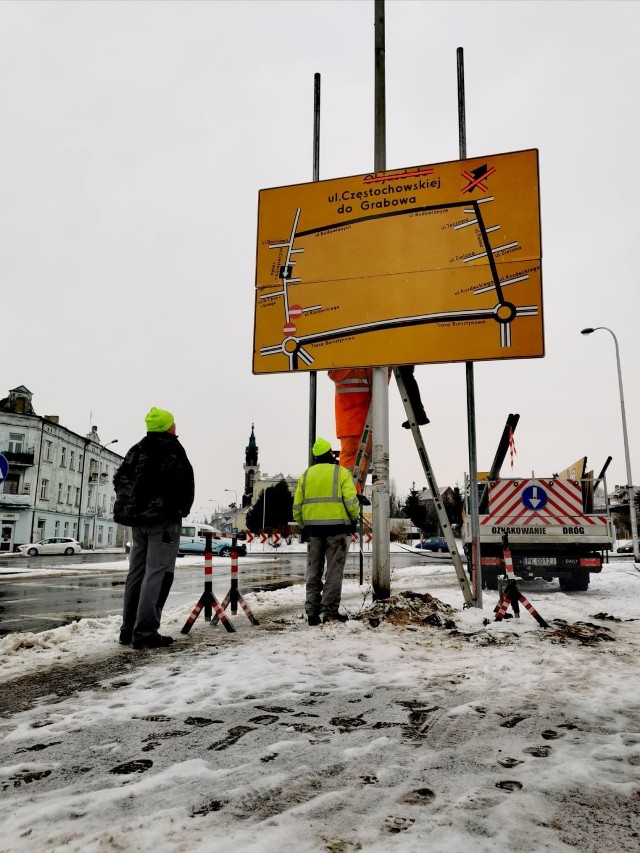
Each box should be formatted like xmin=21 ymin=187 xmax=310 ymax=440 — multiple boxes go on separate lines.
xmin=114 ymin=407 xmax=194 ymax=649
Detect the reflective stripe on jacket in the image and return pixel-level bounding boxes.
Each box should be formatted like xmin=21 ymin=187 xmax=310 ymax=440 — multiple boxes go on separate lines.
xmin=328 ymin=368 xmax=372 ymax=438
xmin=293 ymin=462 xmax=359 ymax=528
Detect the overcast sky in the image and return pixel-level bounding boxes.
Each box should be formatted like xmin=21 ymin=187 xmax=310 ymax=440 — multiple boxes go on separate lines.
xmin=1 ymin=0 xmax=638 ymax=513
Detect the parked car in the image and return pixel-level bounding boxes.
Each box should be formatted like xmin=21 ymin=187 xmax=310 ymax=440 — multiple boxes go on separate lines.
xmin=179 ymin=537 xmax=247 ymax=557
xmin=18 ymin=537 xmax=82 ymax=557
xmin=616 ymin=541 xmax=634 ymax=553
xmin=414 ymin=536 xmax=448 ymax=553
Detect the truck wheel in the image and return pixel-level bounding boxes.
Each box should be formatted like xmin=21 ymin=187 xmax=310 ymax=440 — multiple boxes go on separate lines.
xmin=572 ymin=573 xmax=589 ymax=591
xmin=560 ymin=574 xmax=589 ymax=592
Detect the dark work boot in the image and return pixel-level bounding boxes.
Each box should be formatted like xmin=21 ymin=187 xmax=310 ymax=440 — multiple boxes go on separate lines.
xmin=132 ymin=634 xmax=174 ymax=650
xmin=307 ymin=614 xmax=321 ymax=626
xmin=322 ymin=612 xmax=349 ymax=624
xmin=402 ymin=411 xmax=430 ymax=429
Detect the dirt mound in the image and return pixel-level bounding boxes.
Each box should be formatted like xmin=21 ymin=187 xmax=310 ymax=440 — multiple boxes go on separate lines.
xmin=547 ymin=619 xmax=615 ymax=646
xmin=358 ymin=590 xmax=457 ymax=629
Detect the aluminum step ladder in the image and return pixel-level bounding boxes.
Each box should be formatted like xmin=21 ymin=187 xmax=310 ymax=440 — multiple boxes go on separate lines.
xmin=351 ymin=369 xmax=474 ymax=607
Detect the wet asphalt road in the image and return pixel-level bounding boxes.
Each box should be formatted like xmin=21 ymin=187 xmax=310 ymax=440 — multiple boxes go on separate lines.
xmin=0 ymin=549 xmax=434 ymax=636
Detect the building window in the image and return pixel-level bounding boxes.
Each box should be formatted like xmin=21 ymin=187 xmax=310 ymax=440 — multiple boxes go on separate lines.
xmin=72 ymin=522 xmax=77 ymax=537
xmin=75 ymin=487 xmax=80 ymax=507
xmin=64 ymin=522 xmax=69 ymax=536
xmin=44 ymin=440 xmax=53 ymax=462
xmin=40 ymin=479 xmax=49 ymax=500
xmin=37 ymin=518 xmax=46 ymax=537
xmin=70 ymin=450 xmax=75 ymax=471
xmin=66 ymin=485 xmax=72 ymax=504
xmin=61 ymin=447 xmax=67 ymax=467
xmin=8 ymin=433 xmax=24 ymax=453
xmin=97 ymin=525 xmax=104 ymax=545
xmin=107 ymin=527 xmax=114 ymax=545
xmin=78 ymin=454 xmax=83 ymax=473
xmin=3 ymin=475 xmax=19 ymax=495
xmin=57 ymin=482 xmax=63 ymax=503
xmin=54 ymin=520 xmax=60 ymax=536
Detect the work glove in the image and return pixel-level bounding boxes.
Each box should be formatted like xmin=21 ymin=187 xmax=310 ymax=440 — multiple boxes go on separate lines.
xmin=349 ymin=520 xmax=358 ymax=535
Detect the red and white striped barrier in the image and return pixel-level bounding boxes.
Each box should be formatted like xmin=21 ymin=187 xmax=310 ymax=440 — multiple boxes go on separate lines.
xmin=181 ymin=535 xmax=235 ymax=634
xmin=494 ymin=534 xmax=548 ymax=628
xmin=212 ymin=545 xmax=260 ymax=627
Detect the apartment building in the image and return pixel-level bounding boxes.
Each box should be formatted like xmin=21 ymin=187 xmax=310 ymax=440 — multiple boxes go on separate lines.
xmin=0 ymin=386 xmax=124 ymax=551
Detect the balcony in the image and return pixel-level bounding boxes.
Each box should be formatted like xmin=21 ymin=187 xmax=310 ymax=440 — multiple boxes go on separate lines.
xmin=2 ymin=449 xmax=35 ymax=467
xmin=0 ymin=493 xmax=31 ymax=508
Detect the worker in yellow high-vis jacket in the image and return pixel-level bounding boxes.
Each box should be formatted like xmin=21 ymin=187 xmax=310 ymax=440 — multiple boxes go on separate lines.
xmin=293 ymin=437 xmax=360 ymax=625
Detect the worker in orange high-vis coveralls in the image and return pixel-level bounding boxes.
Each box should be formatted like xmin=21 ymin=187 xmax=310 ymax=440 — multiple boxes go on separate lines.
xmin=328 ymin=367 xmax=429 ymax=471
xmin=328 ymin=368 xmax=372 ymax=470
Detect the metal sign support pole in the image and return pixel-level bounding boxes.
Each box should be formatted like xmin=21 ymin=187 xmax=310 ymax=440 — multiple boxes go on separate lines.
xmin=457 ymin=46 xmax=483 ymax=607
xmin=372 ymin=0 xmax=390 ymax=600
xmin=308 ymin=72 xmax=321 ymax=465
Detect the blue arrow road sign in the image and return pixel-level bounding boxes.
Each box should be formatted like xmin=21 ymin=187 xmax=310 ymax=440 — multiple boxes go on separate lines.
xmin=522 ymin=484 xmax=548 ymax=511
xmin=0 ymin=454 xmax=8 ymax=484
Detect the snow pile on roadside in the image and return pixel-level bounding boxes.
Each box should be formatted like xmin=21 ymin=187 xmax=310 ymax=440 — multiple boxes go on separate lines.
xmin=1 ymin=562 xmax=639 ymax=852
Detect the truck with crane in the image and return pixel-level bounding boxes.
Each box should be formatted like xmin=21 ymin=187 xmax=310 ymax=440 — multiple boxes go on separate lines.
xmin=462 ymin=416 xmax=615 ymax=592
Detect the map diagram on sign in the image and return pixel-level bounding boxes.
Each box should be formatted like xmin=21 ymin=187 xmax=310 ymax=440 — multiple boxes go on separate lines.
xmin=253 ymin=149 xmax=542 ymax=374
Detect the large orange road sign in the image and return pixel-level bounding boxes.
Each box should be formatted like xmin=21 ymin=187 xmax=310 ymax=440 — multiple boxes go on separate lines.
xmin=253 ymin=149 xmax=542 ymax=374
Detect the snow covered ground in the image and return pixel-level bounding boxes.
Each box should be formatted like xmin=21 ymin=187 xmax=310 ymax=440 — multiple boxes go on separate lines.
xmin=1 ymin=558 xmax=639 ymax=852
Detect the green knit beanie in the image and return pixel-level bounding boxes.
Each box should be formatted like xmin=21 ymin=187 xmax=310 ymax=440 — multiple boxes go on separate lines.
xmin=145 ymin=407 xmax=174 ymax=433
xmin=312 ymin=437 xmax=332 ymax=457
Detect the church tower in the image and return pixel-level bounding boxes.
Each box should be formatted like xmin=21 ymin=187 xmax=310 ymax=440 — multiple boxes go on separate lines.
xmin=243 ymin=424 xmax=259 ymax=507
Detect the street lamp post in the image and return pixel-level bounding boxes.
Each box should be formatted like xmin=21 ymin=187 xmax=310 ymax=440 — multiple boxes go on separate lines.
xmin=93 ymin=439 xmax=118 ymax=550
xmin=581 ymin=327 xmax=639 ymax=561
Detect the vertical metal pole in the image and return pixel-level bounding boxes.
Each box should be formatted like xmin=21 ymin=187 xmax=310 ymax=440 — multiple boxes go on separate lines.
xmin=372 ymin=0 xmax=390 ymax=599
xmin=204 ymin=532 xmax=213 ymax=621
xmin=359 ymin=500 xmax=364 ymax=585
xmin=230 ymin=534 xmax=239 ymax=616
xmin=608 ymin=330 xmax=639 ymax=561
xmin=457 ymin=46 xmax=482 ymax=607
xmin=308 ymin=73 xmax=321 ymax=465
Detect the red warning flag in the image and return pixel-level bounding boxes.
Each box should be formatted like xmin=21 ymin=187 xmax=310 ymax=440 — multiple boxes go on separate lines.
xmin=509 ymin=427 xmax=517 ymax=469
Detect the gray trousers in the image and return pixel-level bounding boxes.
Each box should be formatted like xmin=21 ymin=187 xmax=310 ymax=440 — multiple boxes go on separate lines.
xmin=121 ymin=520 xmax=180 ymax=642
xmin=306 ymin=533 xmax=351 ymax=617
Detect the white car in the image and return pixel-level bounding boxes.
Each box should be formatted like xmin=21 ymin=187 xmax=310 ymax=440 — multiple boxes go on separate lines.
xmin=18 ymin=537 xmax=82 ymax=557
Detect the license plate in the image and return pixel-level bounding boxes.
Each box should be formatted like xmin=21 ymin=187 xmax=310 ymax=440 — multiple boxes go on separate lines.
xmin=520 ymin=557 xmax=556 ymax=566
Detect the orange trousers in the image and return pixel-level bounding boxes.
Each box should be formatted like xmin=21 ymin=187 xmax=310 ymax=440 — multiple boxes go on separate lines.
xmin=339 ymin=435 xmax=361 ymax=470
